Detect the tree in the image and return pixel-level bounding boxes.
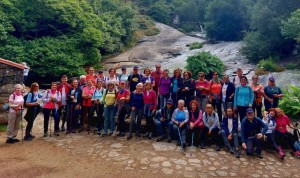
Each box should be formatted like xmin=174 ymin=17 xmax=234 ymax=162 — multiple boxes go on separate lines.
xmin=185 ymin=51 xmax=225 ymax=79
xmin=204 ymin=0 xmax=249 ymax=41
xmin=281 ymin=9 xmax=300 ymax=43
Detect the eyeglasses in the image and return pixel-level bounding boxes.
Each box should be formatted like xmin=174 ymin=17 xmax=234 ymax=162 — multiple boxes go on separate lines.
xmin=89 ymin=70 xmax=94 ymax=72
xmin=198 ymin=75 xmax=204 ymax=77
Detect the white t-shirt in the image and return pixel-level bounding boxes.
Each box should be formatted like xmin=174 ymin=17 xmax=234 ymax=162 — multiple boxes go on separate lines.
xmin=233 ymin=76 xmax=241 ymax=87
xmin=222 ymin=83 xmax=228 ymax=102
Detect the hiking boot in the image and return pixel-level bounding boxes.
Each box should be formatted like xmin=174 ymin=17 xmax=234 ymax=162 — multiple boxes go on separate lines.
xmin=215 ymin=145 xmax=221 ymax=151
xmin=156 ymin=136 xmax=165 ymax=142
xmin=257 ymin=154 xmax=263 ymax=159
xmin=13 ymin=138 xmax=20 ymax=142
xmin=167 ymin=138 xmax=172 ymax=143
xmin=54 ymin=132 xmax=60 ymax=136
xmin=24 ymin=135 xmax=32 ymax=141
xmin=279 ymin=151 xmax=285 ymax=159
xmin=6 ymin=138 xmax=15 ymax=144
xmin=43 ymin=132 xmax=48 ymax=137
xmin=200 ymin=144 xmax=205 ymax=149
xmin=127 ymin=135 xmax=133 ymax=140
xmin=234 ymin=149 xmax=240 ymax=158
xmin=229 ymin=147 xmax=234 ymax=154
xmin=102 ymin=133 xmax=107 ymax=137
xmin=29 ymin=134 xmax=35 ymax=138
xmin=61 ymin=126 xmax=65 ymax=132
xmin=143 ymin=132 xmax=149 ymax=138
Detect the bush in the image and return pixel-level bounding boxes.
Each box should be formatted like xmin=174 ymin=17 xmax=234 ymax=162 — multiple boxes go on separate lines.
xmin=0 ymin=124 xmax=7 ymax=132
xmin=186 ymin=51 xmax=225 ymax=79
xmin=285 ymin=63 xmax=299 ymax=70
xmin=257 ymin=58 xmax=284 ymax=72
xmin=189 ymin=42 xmax=203 ymax=50
xmin=280 ymin=85 xmax=300 ymax=119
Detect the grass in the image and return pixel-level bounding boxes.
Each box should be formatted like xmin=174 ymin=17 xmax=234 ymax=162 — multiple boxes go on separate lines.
xmin=256 ymin=58 xmax=285 ymax=74
xmin=189 ymin=42 xmax=203 ymax=50
xmin=0 ymin=124 xmax=7 ymax=132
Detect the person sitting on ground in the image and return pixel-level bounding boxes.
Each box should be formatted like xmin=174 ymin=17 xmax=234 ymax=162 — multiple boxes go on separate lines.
xmin=241 ymin=108 xmax=268 ymax=159
xmin=172 ymin=100 xmax=189 ymax=149
xmin=219 ymin=108 xmax=240 ymax=158
xmin=187 ymin=100 xmax=205 ymax=148
xmin=155 ymin=99 xmax=175 ymax=142
xmin=143 ymin=81 xmax=157 ymax=139
xmin=262 ymin=108 xmax=285 ymax=159
xmin=202 ymin=104 xmax=222 ymax=151
xmin=274 ymin=108 xmax=296 ymax=155
xmin=127 ymin=83 xmax=144 ymax=140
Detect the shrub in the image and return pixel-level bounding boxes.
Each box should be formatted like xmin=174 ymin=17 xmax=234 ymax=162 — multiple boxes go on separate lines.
xmin=285 ymin=63 xmax=299 ymax=70
xmin=189 ymin=42 xmax=203 ymax=50
xmin=186 ymin=51 xmax=225 ymax=79
xmin=279 ymin=85 xmax=300 ymax=119
xmin=257 ymin=58 xmax=284 ymax=72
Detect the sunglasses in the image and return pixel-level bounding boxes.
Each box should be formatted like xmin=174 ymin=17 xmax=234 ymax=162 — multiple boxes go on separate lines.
xmin=34 ymin=85 xmax=39 ymax=87
xmin=198 ymin=75 xmax=204 ymax=77
xmin=213 ymin=74 xmax=218 ymax=75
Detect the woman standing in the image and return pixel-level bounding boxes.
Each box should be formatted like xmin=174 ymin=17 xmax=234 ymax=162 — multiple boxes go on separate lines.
xmin=101 ymin=81 xmax=118 ymax=136
xmin=91 ymin=80 xmax=104 ymax=135
xmin=42 ymin=82 xmax=62 ymax=137
xmin=127 ymin=83 xmax=144 ymax=140
xmin=24 ymin=83 xmax=42 ymax=141
xmin=67 ymin=79 xmax=82 ymax=134
xmin=158 ymin=69 xmax=171 ymax=109
xmin=195 ymin=72 xmax=210 ymax=111
xmin=181 ymin=71 xmax=195 ymax=110
xmin=143 ymin=81 xmax=157 ymax=139
xmin=233 ymin=76 xmax=254 ymax=123
xmin=209 ymin=72 xmax=223 ymax=122
xmin=105 ymin=68 xmax=119 ymax=87
xmin=82 ymin=79 xmax=95 ymax=132
xmin=262 ymin=108 xmax=285 ymax=159
xmin=172 ymin=100 xmax=189 ymax=149
xmin=187 ymin=100 xmax=204 ymax=148
xmin=6 ymin=84 xmax=24 ymax=144
xmin=141 ymin=68 xmax=155 ymax=88
xmin=170 ymin=69 xmax=183 ymax=108
xmin=116 ymin=81 xmax=130 ymax=136
xmin=250 ymin=75 xmax=264 ymax=118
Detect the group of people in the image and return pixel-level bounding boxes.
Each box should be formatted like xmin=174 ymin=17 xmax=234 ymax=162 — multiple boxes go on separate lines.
xmin=5 ymin=64 xmax=300 ymax=160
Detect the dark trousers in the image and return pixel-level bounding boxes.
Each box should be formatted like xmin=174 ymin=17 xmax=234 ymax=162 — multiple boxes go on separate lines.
xmin=275 ymin=130 xmax=296 ymax=152
xmin=58 ymin=105 xmax=67 ymax=127
xmin=83 ymin=106 xmax=93 ymax=128
xmin=66 ymin=103 xmax=78 ymax=132
xmin=43 ymin=108 xmax=59 ymax=133
xmin=211 ymin=99 xmax=222 ymax=123
xmin=173 ymin=124 xmax=187 ymax=145
xmin=92 ymin=104 xmax=104 ymax=132
xmin=118 ymin=105 xmax=127 ymax=133
xmin=171 ymin=92 xmax=180 ymax=108
xmin=187 ymin=127 xmax=203 ymax=147
xmin=145 ymin=109 xmax=155 ymax=134
xmin=237 ymin=106 xmax=249 ymax=123
xmin=203 ymin=127 xmax=221 ymax=146
xmin=25 ymin=106 xmax=38 ymax=135
xmin=155 ymin=120 xmax=173 ymax=139
xmin=128 ymin=108 xmax=143 ymax=136
xmin=220 ymin=130 xmax=239 ymax=150
xmin=266 ymin=133 xmax=280 ymax=153
xmin=245 ymin=137 xmax=263 ymax=155
xmin=252 ymin=102 xmax=262 ymax=119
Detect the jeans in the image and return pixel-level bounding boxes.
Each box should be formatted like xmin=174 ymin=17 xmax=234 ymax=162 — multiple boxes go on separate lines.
xmin=118 ymin=105 xmax=127 ymax=133
xmin=159 ymin=94 xmax=170 ymax=110
xmin=252 ymin=102 xmax=262 ymax=119
xmin=128 ymin=108 xmax=143 ymax=136
xmin=219 ymin=130 xmax=239 ymax=150
xmin=245 ymin=137 xmax=263 ymax=155
xmin=43 ymin=108 xmax=59 ymax=133
xmin=211 ymin=99 xmax=222 ymax=123
xmin=265 ymin=133 xmax=280 ymax=153
xmin=104 ymin=106 xmax=116 ymax=134
xmin=173 ymin=124 xmax=187 ymax=145
xmin=155 ymin=120 xmax=173 ymax=139
xmin=197 ymin=96 xmax=208 ymax=111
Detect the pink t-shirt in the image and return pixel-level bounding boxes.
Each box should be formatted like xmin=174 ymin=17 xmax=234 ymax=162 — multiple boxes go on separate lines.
xmin=195 ymin=80 xmax=210 ymax=95
xmin=9 ymin=93 xmax=24 ymax=113
xmin=82 ymin=86 xmax=95 ymax=106
xmin=143 ymin=90 xmax=157 ymax=110
xmin=275 ymin=115 xmax=290 ymax=133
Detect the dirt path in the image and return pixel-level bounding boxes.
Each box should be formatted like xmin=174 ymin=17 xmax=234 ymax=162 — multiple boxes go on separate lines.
xmin=0 ymin=113 xmax=299 ymax=178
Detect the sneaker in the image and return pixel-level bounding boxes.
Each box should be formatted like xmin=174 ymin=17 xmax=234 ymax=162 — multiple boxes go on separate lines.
xmin=61 ymin=126 xmax=65 ymax=132
xmin=29 ymin=134 xmax=35 ymax=138
xmin=12 ymin=138 xmax=20 ymax=142
xmin=257 ymin=154 xmax=263 ymax=159
xmin=234 ymin=149 xmax=240 ymax=158
xmin=24 ymin=135 xmax=32 ymax=141
xmin=295 ymin=151 xmax=300 ymax=158
xmin=6 ymin=138 xmax=15 ymax=144
xmin=279 ymin=151 xmax=285 ymax=159
xmin=215 ymin=146 xmax=221 ymax=151
xmin=143 ymin=132 xmax=150 ymax=138
xmin=148 ymin=133 xmax=153 ymax=140
xmin=167 ymin=138 xmax=172 ymax=143
xmin=200 ymin=144 xmax=205 ymax=149
xmin=54 ymin=132 xmax=60 ymax=136
xmin=43 ymin=132 xmax=48 ymax=137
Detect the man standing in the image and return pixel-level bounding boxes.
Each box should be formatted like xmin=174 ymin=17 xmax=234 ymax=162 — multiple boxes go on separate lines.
xmin=151 ymin=64 xmax=164 ymax=94
xmin=127 ymin=66 xmax=142 ymax=93
xmin=241 ymin=108 xmax=268 ymax=159
xmin=264 ymin=77 xmax=283 ymax=111
xmin=233 ymin=68 xmax=243 ymax=87
xmin=57 ymin=75 xmax=72 ymax=131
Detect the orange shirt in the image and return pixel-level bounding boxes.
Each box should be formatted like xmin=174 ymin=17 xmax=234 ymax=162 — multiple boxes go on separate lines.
xmin=86 ymin=74 xmax=97 ymax=85
xmin=250 ymin=83 xmax=264 ymax=98
xmin=210 ymin=81 xmax=222 ymax=99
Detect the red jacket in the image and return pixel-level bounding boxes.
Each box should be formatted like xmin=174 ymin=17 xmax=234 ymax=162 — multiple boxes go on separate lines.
xmin=57 ymin=83 xmax=72 ymax=106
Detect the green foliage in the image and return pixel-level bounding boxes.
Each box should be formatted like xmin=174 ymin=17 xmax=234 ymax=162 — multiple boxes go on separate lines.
xmin=186 ymin=51 xmax=225 ymax=79
xmin=280 ymin=85 xmax=300 ymax=119
xmin=0 ymin=124 xmax=7 ymax=132
xmin=285 ymin=63 xmax=300 ymax=70
xmin=189 ymin=42 xmax=203 ymax=50
xmin=204 ymin=0 xmax=249 ymax=41
xmin=257 ymin=58 xmax=284 ymax=72
xmin=281 ymin=9 xmax=300 ymax=43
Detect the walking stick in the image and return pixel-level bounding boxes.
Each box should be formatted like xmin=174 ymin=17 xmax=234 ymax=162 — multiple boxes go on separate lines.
xmin=49 ymin=111 xmax=52 ymax=137
xmin=70 ymin=103 xmax=73 ymax=135
xmin=190 ymin=131 xmax=194 ymax=157
xmin=177 ymin=126 xmax=185 ymax=155
xmin=20 ymin=108 xmax=24 ymax=144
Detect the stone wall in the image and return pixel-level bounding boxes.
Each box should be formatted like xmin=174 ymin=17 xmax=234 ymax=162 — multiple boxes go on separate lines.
xmin=0 ymin=63 xmax=24 ymax=123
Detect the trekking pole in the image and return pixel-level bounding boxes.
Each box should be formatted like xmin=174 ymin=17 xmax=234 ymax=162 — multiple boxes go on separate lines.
xmin=20 ymin=108 xmax=24 ymax=144
xmin=177 ymin=126 xmax=185 ymax=155
xmin=190 ymin=131 xmax=194 ymax=157
xmin=70 ymin=104 xmax=73 ymax=135
xmin=49 ymin=111 xmax=52 ymax=137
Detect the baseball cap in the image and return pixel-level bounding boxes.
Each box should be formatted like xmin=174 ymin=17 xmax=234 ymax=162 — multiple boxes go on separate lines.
xmin=98 ymin=70 xmax=103 ymax=74
xmin=166 ymin=99 xmax=173 ymax=105
xmin=133 ymin=66 xmax=138 ymax=69
xmin=120 ymin=81 xmax=125 ymax=85
xmin=246 ymin=108 xmax=254 ymax=113
xmin=269 ymin=76 xmax=275 ymax=82
xmin=121 ymin=66 xmax=126 ymax=71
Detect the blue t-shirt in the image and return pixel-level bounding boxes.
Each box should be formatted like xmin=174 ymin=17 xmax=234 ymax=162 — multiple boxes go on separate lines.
xmin=26 ymin=92 xmax=42 ymax=103
xmin=92 ymin=88 xmax=104 ymax=100
xmin=175 ymin=110 xmax=186 ymax=122
xmin=173 ymin=79 xmax=178 ymax=93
